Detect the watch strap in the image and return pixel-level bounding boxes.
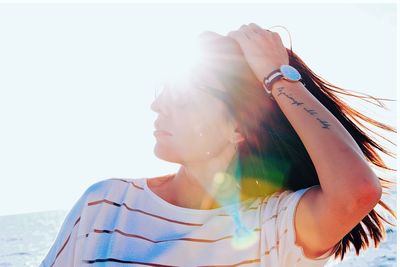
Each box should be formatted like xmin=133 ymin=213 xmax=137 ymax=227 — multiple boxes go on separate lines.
xmin=262 ymin=65 xmax=302 ymax=101
xmin=266 ymin=73 xmax=283 ymax=94
xmin=265 ymin=69 xmax=281 ymax=81
xmin=263 ymin=70 xmax=283 ymax=99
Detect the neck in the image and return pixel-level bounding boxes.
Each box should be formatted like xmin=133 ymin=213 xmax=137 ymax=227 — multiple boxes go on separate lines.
xmin=172 ymin=149 xmax=244 ymax=209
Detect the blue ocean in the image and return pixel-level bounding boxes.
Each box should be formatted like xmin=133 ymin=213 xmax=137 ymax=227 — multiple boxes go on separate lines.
xmin=0 ymin=205 xmax=396 ymax=266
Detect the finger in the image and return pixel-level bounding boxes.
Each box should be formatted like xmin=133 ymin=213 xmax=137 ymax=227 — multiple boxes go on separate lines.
xmin=248 ymin=23 xmax=265 ymax=35
xmin=227 ymin=30 xmax=249 ymax=42
xmin=239 ymin=24 xmax=254 ymax=39
xmin=227 ymin=30 xmax=239 ymax=39
xmin=198 ymin=31 xmax=223 ymax=40
xmin=249 ymin=23 xmax=274 ymax=38
xmin=272 ymin=32 xmax=285 ymax=48
xmin=197 ymin=31 xmax=222 ymax=44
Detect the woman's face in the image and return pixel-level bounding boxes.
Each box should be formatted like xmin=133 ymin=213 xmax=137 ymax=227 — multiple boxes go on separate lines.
xmin=150 ymin=67 xmax=237 ymax=165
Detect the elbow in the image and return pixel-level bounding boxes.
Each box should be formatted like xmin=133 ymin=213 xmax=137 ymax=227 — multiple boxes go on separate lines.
xmin=352 ymin=179 xmax=382 ymax=211
xmin=345 ymin=163 xmax=382 ymax=211
xmin=363 ymin=182 xmax=382 ymax=201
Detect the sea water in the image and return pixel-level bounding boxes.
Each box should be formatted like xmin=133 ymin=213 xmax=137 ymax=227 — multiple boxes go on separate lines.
xmin=0 ymin=199 xmax=396 ymax=266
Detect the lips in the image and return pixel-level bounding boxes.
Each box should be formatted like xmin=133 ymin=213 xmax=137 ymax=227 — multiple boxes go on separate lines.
xmin=153 ymin=130 xmax=173 ymax=137
xmin=154 ymin=120 xmax=173 ymax=136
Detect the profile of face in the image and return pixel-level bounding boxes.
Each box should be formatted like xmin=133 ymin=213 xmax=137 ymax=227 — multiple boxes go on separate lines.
xmin=150 ymin=65 xmax=242 ymax=166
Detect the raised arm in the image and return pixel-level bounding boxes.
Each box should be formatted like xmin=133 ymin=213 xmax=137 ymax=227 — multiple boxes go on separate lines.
xmin=228 ymin=23 xmax=382 ymax=259
xmin=268 ymin=78 xmax=381 ymax=257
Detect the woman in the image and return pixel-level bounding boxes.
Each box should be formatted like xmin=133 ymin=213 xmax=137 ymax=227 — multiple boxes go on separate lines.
xmin=40 ymin=23 xmax=396 ymax=266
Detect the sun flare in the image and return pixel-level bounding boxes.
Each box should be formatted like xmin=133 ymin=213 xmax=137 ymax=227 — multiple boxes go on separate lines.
xmin=154 ymin=36 xmax=205 ymax=95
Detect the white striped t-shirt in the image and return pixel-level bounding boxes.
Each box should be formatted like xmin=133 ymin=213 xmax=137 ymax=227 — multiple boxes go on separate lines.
xmin=39 ymin=177 xmax=339 ymax=266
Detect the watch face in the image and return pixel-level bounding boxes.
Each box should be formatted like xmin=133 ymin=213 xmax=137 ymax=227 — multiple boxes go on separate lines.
xmin=280 ymin=65 xmax=301 ymax=81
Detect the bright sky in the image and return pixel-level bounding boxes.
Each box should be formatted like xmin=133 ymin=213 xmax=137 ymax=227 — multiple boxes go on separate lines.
xmin=0 ymin=2 xmax=397 ymax=216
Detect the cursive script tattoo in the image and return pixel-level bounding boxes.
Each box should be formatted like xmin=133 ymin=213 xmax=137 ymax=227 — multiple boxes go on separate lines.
xmin=277 ymin=88 xmax=304 ymax=106
xmin=303 ymin=107 xmax=318 ymax=116
xmin=316 ymin=118 xmax=331 ymax=129
xmin=275 ymin=87 xmax=331 ymax=129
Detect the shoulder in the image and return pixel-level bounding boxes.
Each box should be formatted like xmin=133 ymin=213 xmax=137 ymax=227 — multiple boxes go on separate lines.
xmin=82 ymin=178 xmax=115 ymax=197
xmin=82 ymin=177 xmax=146 ymax=199
xmin=260 ymin=186 xmax=318 ymax=215
xmin=260 ymin=186 xmax=338 ymax=264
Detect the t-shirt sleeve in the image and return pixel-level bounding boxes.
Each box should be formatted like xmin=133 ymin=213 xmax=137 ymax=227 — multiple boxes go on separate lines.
xmin=39 ymin=179 xmax=114 ymax=266
xmin=274 ymin=185 xmax=339 ymax=267
xmin=37 ymin=177 xmax=114 ymax=267
xmin=38 ymin=189 xmax=88 ymax=267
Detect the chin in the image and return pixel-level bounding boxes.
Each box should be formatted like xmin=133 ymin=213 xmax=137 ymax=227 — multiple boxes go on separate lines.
xmin=153 ymin=144 xmax=182 ymax=164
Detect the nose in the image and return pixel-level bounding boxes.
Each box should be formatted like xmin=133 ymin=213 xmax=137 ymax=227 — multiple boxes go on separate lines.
xmin=150 ymin=96 xmax=160 ymax=113
xmin=150 ymin=91 xmax=168 ymax=115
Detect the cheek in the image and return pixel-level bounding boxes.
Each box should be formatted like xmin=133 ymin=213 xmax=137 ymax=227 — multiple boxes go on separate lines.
xmin=184 ymin=117 xmax=229 ymax=153
xmin=170 ymin=103 xmax=231 ymax=155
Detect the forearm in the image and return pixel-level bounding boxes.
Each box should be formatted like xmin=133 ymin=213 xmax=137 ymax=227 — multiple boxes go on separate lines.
xmin=270 ymin=79 xmax=381 ymax=201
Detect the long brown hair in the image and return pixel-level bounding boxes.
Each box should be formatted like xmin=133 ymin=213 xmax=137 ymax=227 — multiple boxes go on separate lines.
xmin=197 ymin=32 xmax=397 ymax=261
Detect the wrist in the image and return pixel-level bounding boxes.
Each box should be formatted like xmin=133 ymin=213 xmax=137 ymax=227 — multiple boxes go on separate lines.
xmin=272 ymin=78 xmax=301 ymax=92
xmin=262 ymin=65 xmax=302 ymax=100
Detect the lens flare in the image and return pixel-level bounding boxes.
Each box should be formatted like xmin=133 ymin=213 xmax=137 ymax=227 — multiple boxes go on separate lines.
xmin=155 ymin=36 xmax=205 ymax=96
xmin=231 ymin=225 xmax=258 ymax=250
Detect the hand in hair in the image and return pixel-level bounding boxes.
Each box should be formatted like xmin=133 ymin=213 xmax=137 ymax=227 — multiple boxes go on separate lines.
xmin=227 ymin=23 xmax=289 ymax=83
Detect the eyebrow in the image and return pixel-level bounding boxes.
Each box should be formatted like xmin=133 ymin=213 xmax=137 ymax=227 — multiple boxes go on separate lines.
xmin=195 ymin=84 xmax=235 ymax=115
xmin=196 ymin=84 xmax=228 ymax=101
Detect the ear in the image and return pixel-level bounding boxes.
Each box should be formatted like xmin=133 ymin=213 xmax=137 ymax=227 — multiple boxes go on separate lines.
xmin=232 ymin=131 xmax=245 ymax=144
xmin=224 ymin=115 xmax=245 ymax=144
